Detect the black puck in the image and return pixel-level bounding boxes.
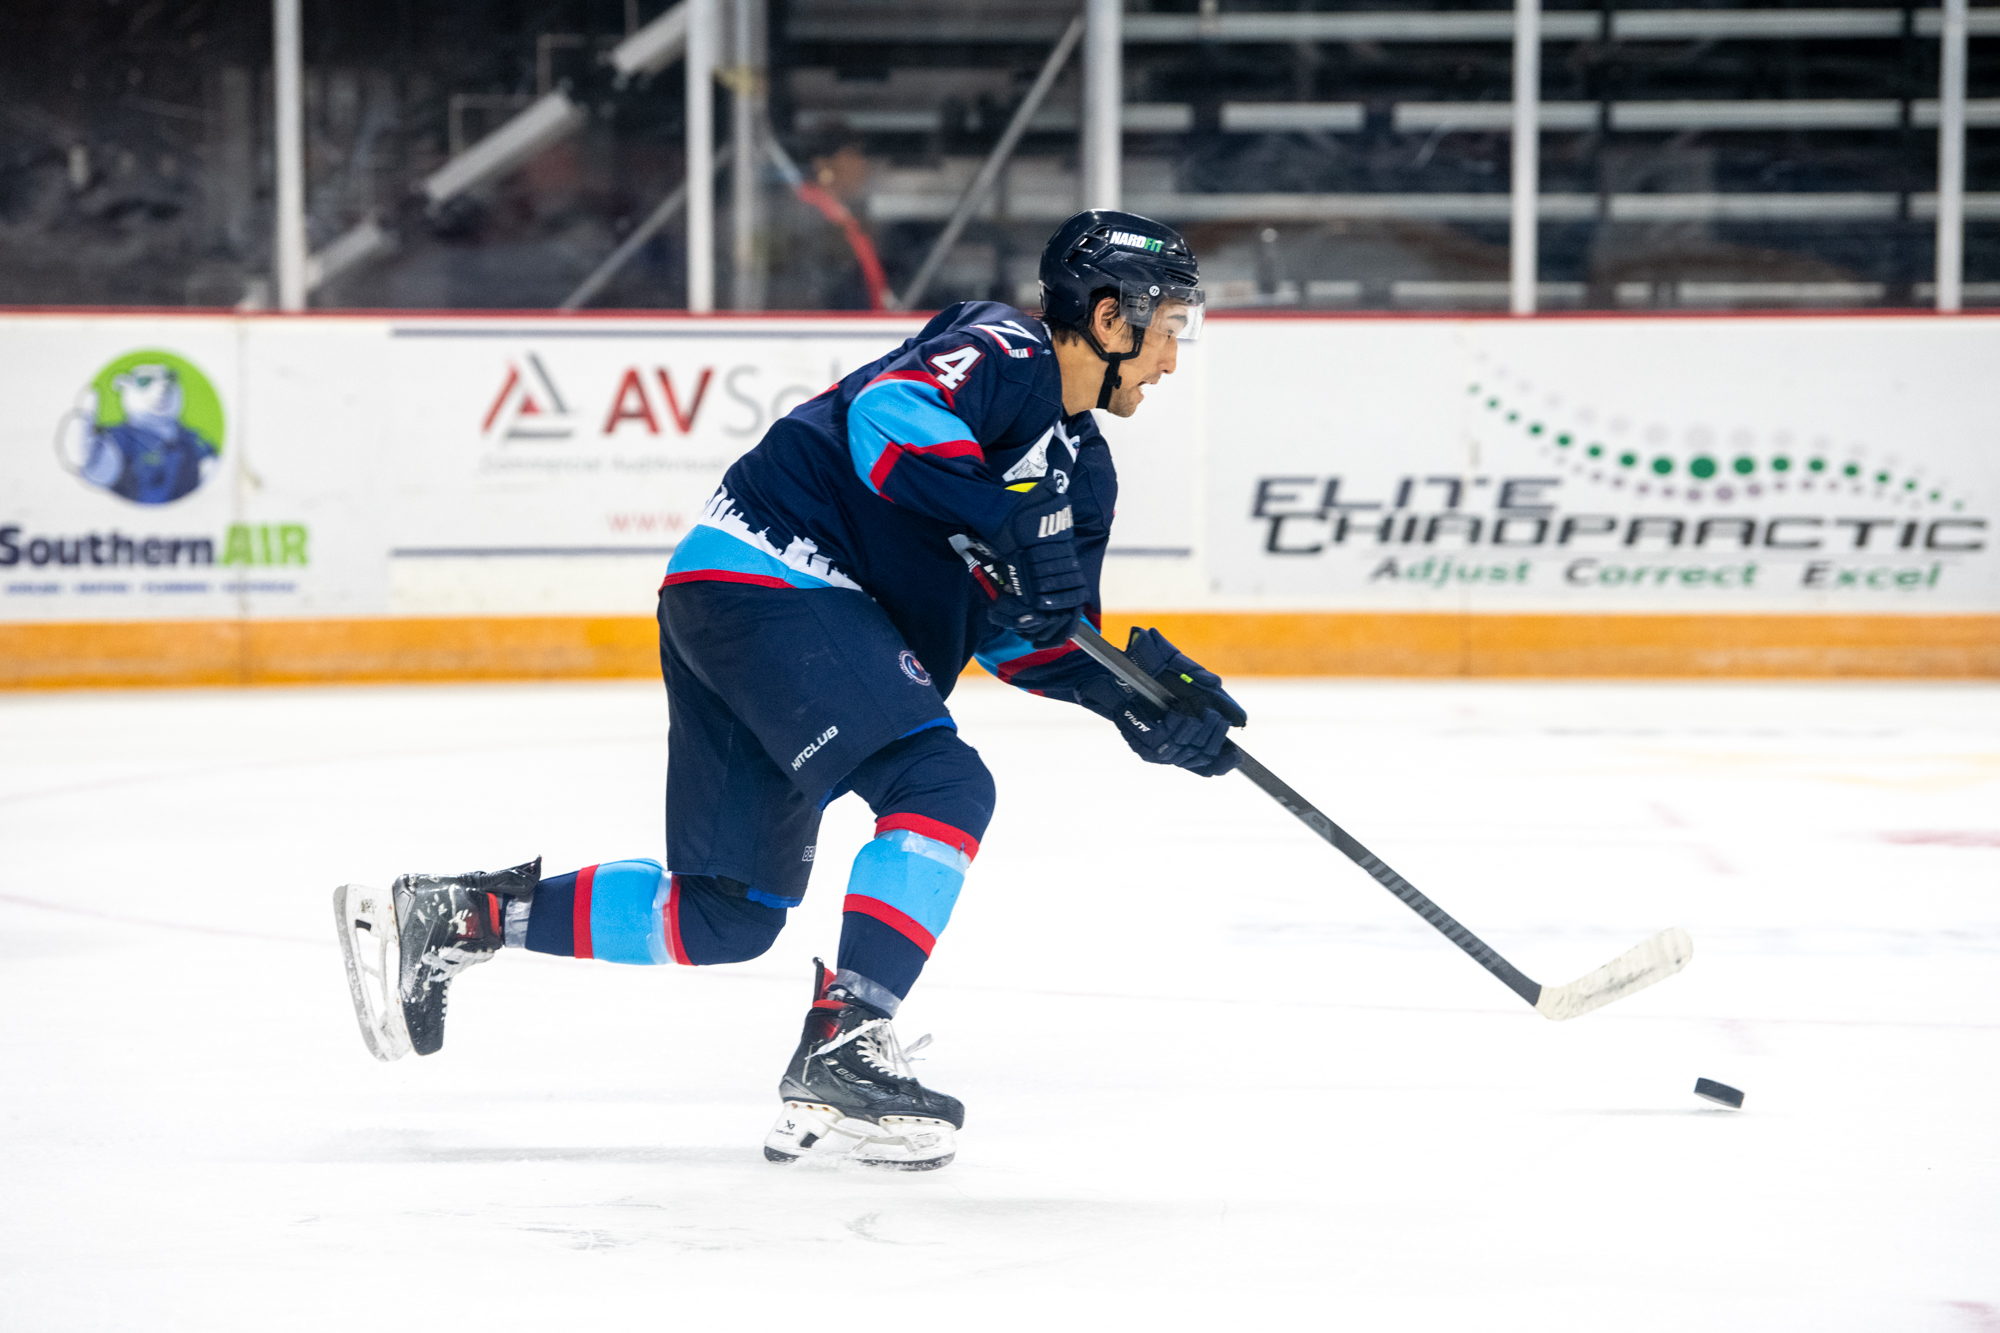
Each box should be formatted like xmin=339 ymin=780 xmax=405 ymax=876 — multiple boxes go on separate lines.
xmin=1694 ymin=1077 xmax=1744 ymax=1109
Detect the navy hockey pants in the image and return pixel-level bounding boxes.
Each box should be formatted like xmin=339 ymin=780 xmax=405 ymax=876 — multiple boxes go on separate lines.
xmin=520 ymin=580 xmax=995 ymax=1011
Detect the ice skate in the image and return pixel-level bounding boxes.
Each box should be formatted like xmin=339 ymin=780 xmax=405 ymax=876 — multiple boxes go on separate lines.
xmin=763 ymin=960 xmax=963 ymax=1171
xmin=332 ymin=858 xmax=538 ymax=1060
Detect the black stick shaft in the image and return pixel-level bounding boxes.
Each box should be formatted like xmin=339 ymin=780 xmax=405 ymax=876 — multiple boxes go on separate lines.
xmin=1070 ymin=623 xmax=1544 ymax=1008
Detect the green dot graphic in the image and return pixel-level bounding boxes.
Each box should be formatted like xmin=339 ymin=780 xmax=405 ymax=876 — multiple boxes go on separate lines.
xmin=1733 ymin=456 xmax=1755 ymax=475
xmin=1557 ymin=433 xmax=1572 ymax=446
xmin=1651 ymin=456 xmax=1674 ymax=476
xmin=1904 ymin=479 xmax=1917 ymax=490
xmin=1690 ymin=456 xmax=1717 ymax=479
xmin=1772 ymin=456 xmax=1791 ymax=473
xmin=1529 ymin=422 xmax=1543 ymax=435
xmin=1487 ymin=398 xmax=1500 ymax=409
xmin=1506 ymin=412 xmax=1519 ymax=423
xmin=1930 ymin=490 xmax=1942 ymax=501
xmin=1809 ymin=458 xmax=1826 ymax=472
xmin=1844 ymin=463 xmax=1860 ymax=477
xmin=1587 ymin=444 xmax=1604 ymax=458
xmin=1875 ymin=471 xmax=1890 ymax=484
xmin=1618 ymin=451 xmax=1637 ymax=467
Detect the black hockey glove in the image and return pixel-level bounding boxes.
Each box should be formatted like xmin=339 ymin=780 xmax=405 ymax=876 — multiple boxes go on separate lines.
xmin=978 ymin=481 xmax=1089 ymax=648
xmin=1078 ymin=676 xmax=1240 ymax=777
xmin=1122 ymin=627 xmax=1250 ymax=730
xmin=1076 ymin=629 xmax=1245 ymax=778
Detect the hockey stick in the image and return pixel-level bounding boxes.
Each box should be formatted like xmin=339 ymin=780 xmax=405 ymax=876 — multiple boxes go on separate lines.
xmin=1061 ymin=621 xmax=1692 ymax=1020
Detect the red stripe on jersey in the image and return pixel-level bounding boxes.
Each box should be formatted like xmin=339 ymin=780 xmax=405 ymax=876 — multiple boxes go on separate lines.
xmin=861 ymin=367 xmax=956 ymax=408
xmin=661 ymin=569 xmax=794 ymax=590
xmin=843 ymin=894 xmax=937 ymax=956
xmin=868 ymin=440 xmax=906 ymax=495
xmin=874 ymin=812 xmax=982 ymax=862
xmin=909 ymin=438 xmax=982 ymax=460
xmin=995 ymin=640 xmax=1079 ymax=684
xmin=573 ymin=864 xmax=596 ymax=959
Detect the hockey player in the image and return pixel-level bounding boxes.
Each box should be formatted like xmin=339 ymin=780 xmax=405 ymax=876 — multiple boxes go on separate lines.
xmin=335 ymin=210 xmax=1248 ymax=1170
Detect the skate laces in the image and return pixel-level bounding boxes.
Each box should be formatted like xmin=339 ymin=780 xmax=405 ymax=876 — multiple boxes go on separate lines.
xmin=422 ymin=945 xmax=495 ymax=979
xmin=814 ymin=1017 xmax=932 ymax=1079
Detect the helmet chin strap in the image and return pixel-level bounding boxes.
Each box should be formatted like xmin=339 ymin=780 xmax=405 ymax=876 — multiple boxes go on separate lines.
xmin=1082 ymin=321 xmax=1146 ymax=411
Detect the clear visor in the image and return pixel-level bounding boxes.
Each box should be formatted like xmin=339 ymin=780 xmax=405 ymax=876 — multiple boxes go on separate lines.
xmin=1118 ymin=280 xmax=1206 ymax=343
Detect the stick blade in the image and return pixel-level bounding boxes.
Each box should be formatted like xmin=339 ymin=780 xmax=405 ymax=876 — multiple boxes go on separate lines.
xmin=1533 ymin=927 xmax=1694 ymax=1021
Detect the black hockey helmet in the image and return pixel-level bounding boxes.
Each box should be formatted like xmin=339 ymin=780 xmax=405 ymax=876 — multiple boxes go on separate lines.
xmin=1039 ymin=210 xmax=1204 ymax=409
xmin=1041 ymin=209 xmax=1204 ymax=341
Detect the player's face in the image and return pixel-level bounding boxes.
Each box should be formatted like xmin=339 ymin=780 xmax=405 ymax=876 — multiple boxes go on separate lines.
xmin=1101 ymin=313 xmax=1181 ymax=419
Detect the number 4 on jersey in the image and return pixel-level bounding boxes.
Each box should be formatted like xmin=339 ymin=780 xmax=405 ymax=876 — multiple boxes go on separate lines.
xmin=928 ymin=346 xmax=983 ymax=390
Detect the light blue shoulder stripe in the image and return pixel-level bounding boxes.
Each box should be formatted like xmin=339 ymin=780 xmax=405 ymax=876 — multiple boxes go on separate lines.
xmin=848 ymin=378 xmax=974 ymax=493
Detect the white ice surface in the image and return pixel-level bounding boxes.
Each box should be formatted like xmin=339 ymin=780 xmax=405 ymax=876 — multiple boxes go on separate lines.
xmin=2 ymin=677 xmax=1997 ymax=1331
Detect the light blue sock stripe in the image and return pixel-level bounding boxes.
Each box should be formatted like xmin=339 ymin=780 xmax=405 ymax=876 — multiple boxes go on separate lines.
xmin=588 ymin=858 xmax=671 ymax=965
xmin=847 ymin=831 xmax=968 ymax=941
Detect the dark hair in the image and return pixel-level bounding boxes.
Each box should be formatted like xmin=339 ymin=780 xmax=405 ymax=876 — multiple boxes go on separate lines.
xmin=800 ymin=119 xmax=866 ymax=165
xmin=1047 ymin=287 xmax=1119 ymax=342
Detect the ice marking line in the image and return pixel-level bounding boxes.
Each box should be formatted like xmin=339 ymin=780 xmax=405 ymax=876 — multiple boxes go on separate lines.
xmin=914 ymin=979 xmax=2000 ymax=1031
xmin=0 ymin=892 xmax=325 ymax=946
xmin=0 ymin=730 xmax=660 ymax=810
xmin=1880 ymin=830 xmax=2000 ymax=847
xmin=1946 ymin=1303 xmax=2000 ymax=1332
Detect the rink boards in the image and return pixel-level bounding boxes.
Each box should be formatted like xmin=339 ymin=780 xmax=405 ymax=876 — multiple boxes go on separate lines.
xmin=2 ymin=308 xmax=1995 ymax=685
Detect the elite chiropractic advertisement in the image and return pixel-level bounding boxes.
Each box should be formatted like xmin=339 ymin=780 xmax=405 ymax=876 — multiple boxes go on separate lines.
xmin=1200 ymin=316 xmax=1999 ymax=614
xmin=2 ymin=311 xmax=1994 ymax=623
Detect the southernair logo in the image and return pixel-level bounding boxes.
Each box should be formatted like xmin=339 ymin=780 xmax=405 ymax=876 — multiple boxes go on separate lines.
xmin=482 ymin=354 xmax=576 ymax=441
xmin=55 ymin=350 xmax=224 ymax=505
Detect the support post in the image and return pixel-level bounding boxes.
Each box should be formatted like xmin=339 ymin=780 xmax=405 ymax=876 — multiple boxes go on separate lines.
xmin=561 ymin=146 xmax=733 ymax=311
xmin=1510 ymin=0 xmax=1540 ymax=316
xmin=1936 ymin=0 xmax=1968 ymax=312
xmin=685 ymin=0 xmax=717 ymax=314
xmin=1083 ymin=0 xmax=1122 ymax=210
xmin=898 ymin=16 xmax=1086 ymax=310
xmin=272 ymin=0 xmax=308 ymax=311
xmin=729 ymin=0 xmax=765 ymax=310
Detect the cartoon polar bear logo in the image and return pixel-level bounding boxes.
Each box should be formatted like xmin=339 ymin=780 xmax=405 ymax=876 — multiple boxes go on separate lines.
xmin=56 ymin=358 xmax=222 ymax=505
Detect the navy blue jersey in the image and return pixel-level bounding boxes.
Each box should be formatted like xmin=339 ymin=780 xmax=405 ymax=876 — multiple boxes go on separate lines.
xmin=665 ymin=302 xmax=1117 ymax=705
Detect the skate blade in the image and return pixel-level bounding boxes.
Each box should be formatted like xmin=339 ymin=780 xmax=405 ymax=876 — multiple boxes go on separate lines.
xmin=332 ymin=883 xmax=413 ymax=1062
xmin=763 ymin=1101 xmax=956 ymax=1171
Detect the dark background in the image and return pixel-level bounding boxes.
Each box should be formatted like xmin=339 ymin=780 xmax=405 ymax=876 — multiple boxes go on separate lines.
xmin=1 ymin=0 xmax=1992 ymax=310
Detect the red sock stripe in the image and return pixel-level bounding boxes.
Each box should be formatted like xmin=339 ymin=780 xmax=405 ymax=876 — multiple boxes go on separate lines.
xmin=485 ymin=893 xmax=502 ymax=936
xmin=843 ymin=894 xmax=937 ymax=956
xmin=874 ymin=812 xmax=981 ymax=861
xmin=573 ymin=864 xmax=596 ymax=959
xmin=663 ymin=874 xmax=691 ymax=965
